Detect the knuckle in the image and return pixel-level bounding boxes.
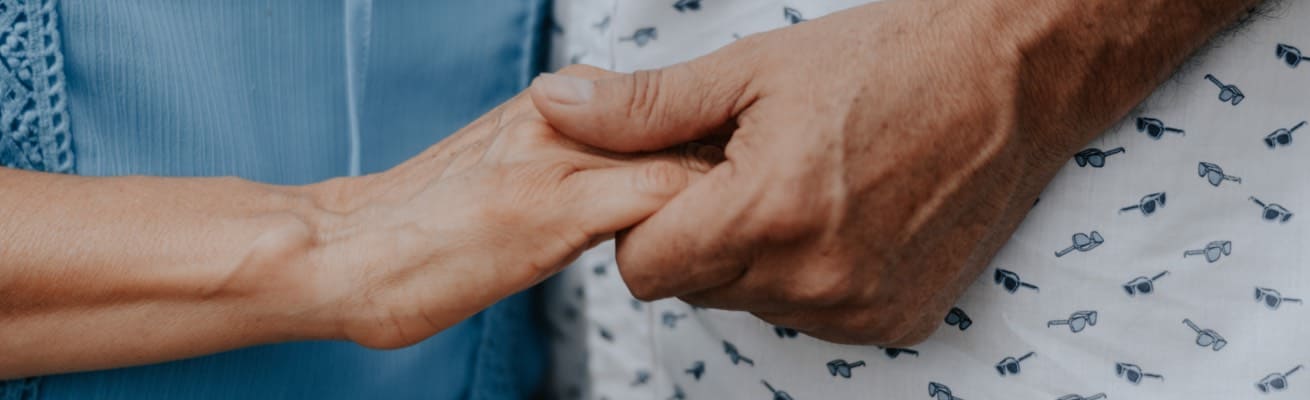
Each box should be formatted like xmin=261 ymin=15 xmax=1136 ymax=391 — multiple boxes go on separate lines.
xmin=782 ymin=264 xmax=853 ymax=306
xmin=634 ymin=161 xmax=687 ymax=196
xmin=753 ymin=189 xmax=827 ymax=238
xmin=627 ymin=69 xmax=668 ymax=127
xmin=512 ymin=161 xmax=579 ymax=204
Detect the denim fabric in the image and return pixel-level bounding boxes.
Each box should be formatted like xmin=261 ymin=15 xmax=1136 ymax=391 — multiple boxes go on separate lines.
xmin=1 ymin=1 xmax=547 ymax=399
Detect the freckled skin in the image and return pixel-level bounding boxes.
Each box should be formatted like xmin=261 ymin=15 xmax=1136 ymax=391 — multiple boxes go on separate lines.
xmin=532 ymin=0 xmax=1262 ymax=345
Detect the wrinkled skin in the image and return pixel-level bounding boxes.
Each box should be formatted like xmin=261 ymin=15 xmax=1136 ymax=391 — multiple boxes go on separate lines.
xmin=530 ymin=0 xmax=1257 ymax=345
xmin=297 ymin=66 xmax=715 ymax=349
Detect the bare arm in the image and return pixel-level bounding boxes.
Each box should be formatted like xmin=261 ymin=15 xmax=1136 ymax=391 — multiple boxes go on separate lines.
xmin=0 ymin=169 xmax=333 ymax=378
xmin=0 ymin=71 xmax=708 ymax=378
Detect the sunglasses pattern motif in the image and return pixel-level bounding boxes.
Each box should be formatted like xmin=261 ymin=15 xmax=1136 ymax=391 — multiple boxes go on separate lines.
xmin=1074 ymin=147 xmax=1125 ymax=168
xmin=545 ymin=3 xmax=1310 ymax=400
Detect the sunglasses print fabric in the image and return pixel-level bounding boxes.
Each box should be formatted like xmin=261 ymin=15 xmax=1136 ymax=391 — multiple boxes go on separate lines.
xmin=1116 ymin=362 xmax=1165 ymax=385
xmin=1121 ymin=192 xmax=1166 ymax=216
xmin=1056 ymin=394 xmax=1107 ymax=400
xmin=1250 ymin=196 xmax=1294 ymax=223
xmin=944 ymin=307 xmax=973 ymax=331
xmin=1204 ymin=74 xmax=1245 ymax=105
xmin=545 ymin=1 xmax=1310 ymax=399
xmin=1054 ymin=231 xmax=1104 ymax=257
xmin=928 ymin=382 xmax=964 ymax=400
xmin=1074 ymin=147 xmax=1125 ymax=168
xmin=1198 ymin=162 xmax=1242 ymax=187
xmin=826 ymin=359 xmax=866 ymax=378
xmin=883 ymin=347 xmax=920 ymax=359
xmin=761 ymin=380 xmax=795 ymax=400
xmin=1256 ymin=365 xmax=1302 ymax=393
xmin=1123 ymin=270 xmax=1170 ymax=296
xmin=993 ymin=268 xmax=1039 ymax=293
xmin=1184 ymin=240 xmax=1233 ymax=263
xmin=1277 ymin=43 xmax=1309 ymax=68
xmin=1048 ymin=311 xmax=1098 ymax=333
xmin=1183 ymin=318 xmax=1227 ymax=351
xmin=1137 ymin=117 xmax=1186 ymax=139
xmin=994 ymin=352 xmax=1035 ymax=376
xmin=1255 ymin=287 xmax=1302 ymax=310
xmin=1265 ymin=121 xmax=1305 ymax=148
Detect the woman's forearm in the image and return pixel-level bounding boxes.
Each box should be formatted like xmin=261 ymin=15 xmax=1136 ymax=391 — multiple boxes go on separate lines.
xmin=0 ymin=73 xmax=705 ymax=379
xmin=0 ymin=168 xmax=336 ymax=379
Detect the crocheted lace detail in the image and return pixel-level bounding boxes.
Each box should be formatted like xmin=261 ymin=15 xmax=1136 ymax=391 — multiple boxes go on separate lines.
xmin=0 ymin=0 xmax=72 ymax=173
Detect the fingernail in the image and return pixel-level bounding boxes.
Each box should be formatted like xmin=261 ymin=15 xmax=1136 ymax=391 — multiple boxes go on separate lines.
xmin=535 ymin=73 xmax=594 ymax=105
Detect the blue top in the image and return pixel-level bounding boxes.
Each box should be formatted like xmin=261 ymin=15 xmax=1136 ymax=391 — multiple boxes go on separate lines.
xmin=0 ymin=0 xmax=547 ymax=399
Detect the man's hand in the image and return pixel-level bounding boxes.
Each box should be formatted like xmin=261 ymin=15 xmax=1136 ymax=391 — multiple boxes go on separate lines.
xmin=529 ymin=0 xmax=1259 ymax=345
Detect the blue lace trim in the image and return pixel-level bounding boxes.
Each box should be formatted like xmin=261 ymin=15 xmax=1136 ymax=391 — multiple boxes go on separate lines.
xmin=0 ymin=377 xmax=39 ymax=400
xmin=0 ymin=2 xmax=62 ymax=396
xmin=0 ymin=0 xmax=72 ymax=173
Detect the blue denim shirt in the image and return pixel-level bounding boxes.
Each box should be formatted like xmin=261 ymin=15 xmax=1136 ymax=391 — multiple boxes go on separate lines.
xmin=0 ymin=1 xmax=547 ymax=398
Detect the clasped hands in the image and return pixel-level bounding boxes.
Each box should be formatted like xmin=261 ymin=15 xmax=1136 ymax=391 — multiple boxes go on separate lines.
xmin=268 ymin=0 xmax=1179 ymax=348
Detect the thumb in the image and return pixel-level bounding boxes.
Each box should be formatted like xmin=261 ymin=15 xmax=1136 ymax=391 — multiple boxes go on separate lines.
xmin=530 ymin=52 xmax=756 ymax=153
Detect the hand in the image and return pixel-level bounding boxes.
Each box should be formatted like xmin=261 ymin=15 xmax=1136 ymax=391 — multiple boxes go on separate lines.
xmin=528 ymin=0 xmax=1256 ymax=345
xmin=269 ymin=67 xmax=714 ymax=349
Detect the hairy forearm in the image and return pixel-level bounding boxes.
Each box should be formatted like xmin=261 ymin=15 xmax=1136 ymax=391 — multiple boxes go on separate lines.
xmin=1016 ymin=0 xmax=1262 ymax=138
xmin=978 ymin=0 xmax=1262 ymax=158
xmin=0 ymin=168 xmax=338 ymax=378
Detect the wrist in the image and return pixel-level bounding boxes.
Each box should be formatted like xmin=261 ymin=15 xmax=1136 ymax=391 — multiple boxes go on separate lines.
xmin=219 ymin=181 xmax=358 ymax=343
xmin=296 ymin=173 xmax=468 ymax=348
xmin=292 ymin=172 xmax=451 ymax=345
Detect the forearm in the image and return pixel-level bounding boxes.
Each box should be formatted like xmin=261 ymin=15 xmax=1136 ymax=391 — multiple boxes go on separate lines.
xmin=0 ymin=168 xmax=339 ymax=378
xmin=978 ymin=0 xmax=1262 ymax=158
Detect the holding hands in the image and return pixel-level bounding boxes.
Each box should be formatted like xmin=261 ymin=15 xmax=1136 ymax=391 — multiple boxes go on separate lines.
xmin=529 ymin=0 xmax=1254 ymax=345
xmin=290 ymin=66 xmax=717 ymax=348
xmin=0 ymin=67 xmax=714 ymax=378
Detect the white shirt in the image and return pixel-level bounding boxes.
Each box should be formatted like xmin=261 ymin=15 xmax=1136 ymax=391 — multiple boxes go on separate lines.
xmin=545 ymin=1 xmax=1310 ymax=399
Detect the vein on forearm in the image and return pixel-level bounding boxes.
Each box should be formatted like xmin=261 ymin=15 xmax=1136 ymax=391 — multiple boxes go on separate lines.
xmin=0 ymin=168 xmax=325 ymax=378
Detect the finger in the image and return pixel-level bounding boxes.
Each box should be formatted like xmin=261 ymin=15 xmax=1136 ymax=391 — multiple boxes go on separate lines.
xmin=558 ymin=159 xmax=705 ymax=238
xmin=479 ymin=115 xmax=625 ymax=167
xmin=675 ymin=233 xmax=864 ymax=313
xmin=529 ymin=43 xmax=760 ymax=153
xmin=610 ymin=158 xmax=765 ymax=301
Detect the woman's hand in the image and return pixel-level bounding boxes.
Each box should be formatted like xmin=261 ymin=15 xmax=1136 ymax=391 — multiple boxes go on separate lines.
xmin=277 ymin=67 xmax=716 ymax=349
